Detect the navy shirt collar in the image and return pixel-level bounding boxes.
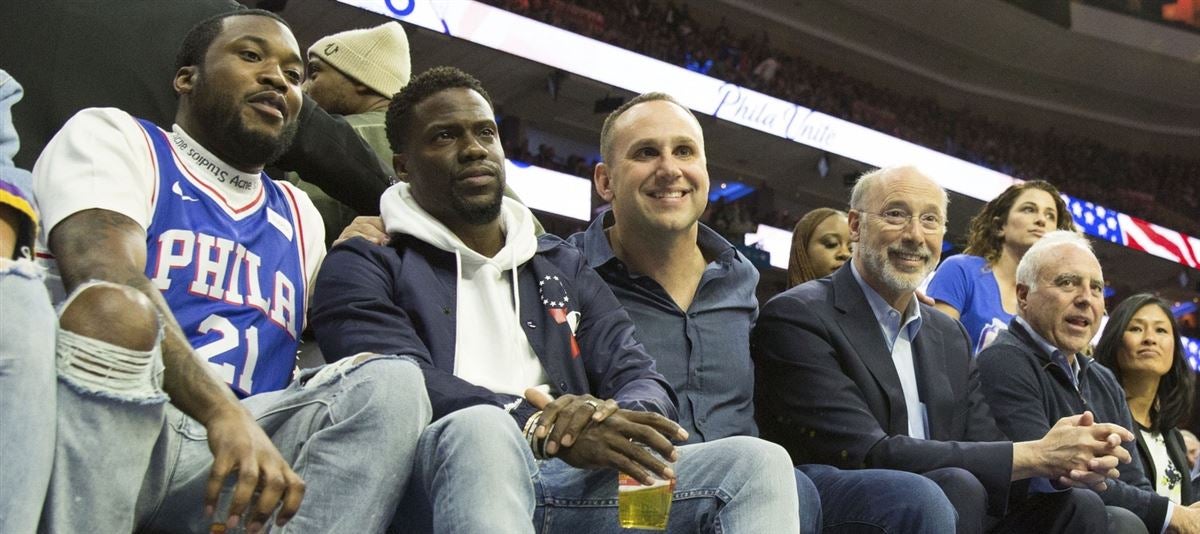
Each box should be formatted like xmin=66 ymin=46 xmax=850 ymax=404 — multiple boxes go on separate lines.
xmin=579 ymin=209 xmax=740 ymax=273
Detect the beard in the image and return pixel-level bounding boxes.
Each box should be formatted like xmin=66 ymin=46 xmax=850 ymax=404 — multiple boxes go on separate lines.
xmin=191 ymin=75 xmax=298 ymax=167
xmin=859 ymin=237 xmax=933 ymax=295
xmin=453 ymin=181 xmax=505 ymax=225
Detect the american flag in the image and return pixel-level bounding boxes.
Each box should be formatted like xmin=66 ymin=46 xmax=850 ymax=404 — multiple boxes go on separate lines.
xmin=1064 ymin=195 xmax=1200 ymax=372
xmin=1064 ymin=194 xmax=1200 ymax=269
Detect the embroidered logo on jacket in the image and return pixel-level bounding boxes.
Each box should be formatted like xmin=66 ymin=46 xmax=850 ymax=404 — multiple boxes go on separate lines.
xmin=539 ymin=275 xmax=581 ymax=358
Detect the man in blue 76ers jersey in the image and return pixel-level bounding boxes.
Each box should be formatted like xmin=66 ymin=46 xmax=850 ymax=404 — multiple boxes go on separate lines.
xmin=142 ymin=117 xmax=309 ymax=396
xmin=30 ymin=10 xmax=427 ymax=532
xmin=41 ymin=112 xmax=316 ymax=397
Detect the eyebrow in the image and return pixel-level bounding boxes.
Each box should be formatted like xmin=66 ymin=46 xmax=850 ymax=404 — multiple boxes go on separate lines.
xmin=230 ymin=35 xmax=302 ymax=66
xmin=1018 ymin=201 xmax=1056 ymax=211
xmin=1052 ymin=273 xmax=1081 ymax=283
xmin=1130 ymin=317 xmax=1171 ymax=329
xmin=1054 ymin=272 xmax=1105 ymax=285
xmin=881 ymin=200 xmax=941 ymax=213
xmin=422 ymin=118 xmax=497 ymax=131
xmin=627 ymin=135 xmax=698 ymax=150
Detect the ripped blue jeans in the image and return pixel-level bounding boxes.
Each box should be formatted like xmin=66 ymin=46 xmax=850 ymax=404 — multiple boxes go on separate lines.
xmin=28 ymin=275 xmax=429 ymax=533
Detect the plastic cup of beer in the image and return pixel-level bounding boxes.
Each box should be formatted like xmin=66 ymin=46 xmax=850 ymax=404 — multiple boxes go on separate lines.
xmin=618 ymin=449 xmax=676 ymax=530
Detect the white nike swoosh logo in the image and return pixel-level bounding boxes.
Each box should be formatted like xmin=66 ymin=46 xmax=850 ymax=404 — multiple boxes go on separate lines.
xmin=171 ymin=182 xmax=199 ymax=202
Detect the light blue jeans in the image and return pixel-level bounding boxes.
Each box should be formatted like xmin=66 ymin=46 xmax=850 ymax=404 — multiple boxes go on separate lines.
xmin=0 ymin=258 xmax=56 ymax=532
xmin=534 ymin=435 xmax=800 ymax=533
xmin=397 ymin=410 xmax=798 ymax=533
xmin=34 ymin=279 xmax=170 ymax=533
xmin=392 ymin=404 xmax=537 ymax=533
xmin=135 ymin=355 xmax=431 ymax=532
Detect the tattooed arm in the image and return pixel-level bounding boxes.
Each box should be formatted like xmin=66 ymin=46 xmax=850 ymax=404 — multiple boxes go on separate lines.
xmin=49 ymin=208 xmax=305 ymax=528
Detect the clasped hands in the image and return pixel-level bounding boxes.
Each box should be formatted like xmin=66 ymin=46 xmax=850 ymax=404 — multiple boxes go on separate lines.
xmin=1042 ymin=411 xmax=1134 ymax=492
xmin=524 ymin=388 xmax=688 ymax=486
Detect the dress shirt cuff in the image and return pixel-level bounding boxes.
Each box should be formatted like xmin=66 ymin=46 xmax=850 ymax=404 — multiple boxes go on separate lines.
xmin=1160 ymin=502 xmax=1174 ymax=534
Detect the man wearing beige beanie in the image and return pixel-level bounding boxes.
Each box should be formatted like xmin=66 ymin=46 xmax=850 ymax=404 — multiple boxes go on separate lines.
xmin=293 ymin=22 xmax=411 ymax=246
xmin=306 ymin=22 xmax=410 ymax=140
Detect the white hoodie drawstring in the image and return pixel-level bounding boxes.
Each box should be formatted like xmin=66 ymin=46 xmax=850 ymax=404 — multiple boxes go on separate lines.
xmin=511 ymin=246 xmax=520 ymax=316
xmin=511 ymin=245 xmax=521 ymax=358
xmin=451 ymin=249 xmax=464 ymax=376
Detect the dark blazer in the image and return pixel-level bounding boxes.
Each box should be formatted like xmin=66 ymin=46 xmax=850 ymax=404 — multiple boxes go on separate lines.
xmin=977 ymin=320 xmax=1171 ymax=532
xmin=752 ymin=263 xmax=1013 ymax=515
xmin=1135 ymin=425 xmax=1197 ymax=505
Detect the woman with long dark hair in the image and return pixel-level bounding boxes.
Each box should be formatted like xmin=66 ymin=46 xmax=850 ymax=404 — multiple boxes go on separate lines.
xmin=786 ymin=208 xmax=850 ymax=288
xmin=926 ymin=180 xmax=1074 ymax=353
xmin=1095 ymin=294 xmax=1197 ymax=504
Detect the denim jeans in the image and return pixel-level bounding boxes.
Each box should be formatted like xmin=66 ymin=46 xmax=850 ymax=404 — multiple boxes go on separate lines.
xmin=534 ymin=435 xmax=799 ymax=533
xmin=393 ymin=404 xmax=537 ymax=533
xmin=36 ymin=280 xmax=169 ymax=533
xmin=794 ymin=467 xmax=822 ymax=533
xmin=397 ymin=415 xmax=796 ymax=533
xmin=799 ymin=464 xmax=957 ymax=533
xmin=0 ymin=258 xmax=56 ymax=532
xmin=136 ymin=355 xmax=430 ymax=532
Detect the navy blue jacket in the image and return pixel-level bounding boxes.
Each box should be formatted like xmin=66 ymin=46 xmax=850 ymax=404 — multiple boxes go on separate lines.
xmin=310 ymin=234 xmax=677 ymax=427
xmin=978 ymin=319 xmax=1170 ymax=533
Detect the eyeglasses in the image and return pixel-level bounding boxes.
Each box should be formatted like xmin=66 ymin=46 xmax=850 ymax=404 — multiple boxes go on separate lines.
xmin=857 ymin=209 xmax=945 ymax=234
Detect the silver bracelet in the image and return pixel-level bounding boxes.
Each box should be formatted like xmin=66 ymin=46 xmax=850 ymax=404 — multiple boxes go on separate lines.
xmin=524 ymin=411 xmax=549 ymax=459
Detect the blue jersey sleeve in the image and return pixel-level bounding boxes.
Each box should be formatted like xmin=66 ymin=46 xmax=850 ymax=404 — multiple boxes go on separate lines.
xmin=927 ymin=254 xmax=975 ymax=313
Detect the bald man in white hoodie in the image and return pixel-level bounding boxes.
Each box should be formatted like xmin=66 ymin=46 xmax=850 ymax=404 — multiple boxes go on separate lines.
xmin=310 ymin=66 xmax=801 ymax=533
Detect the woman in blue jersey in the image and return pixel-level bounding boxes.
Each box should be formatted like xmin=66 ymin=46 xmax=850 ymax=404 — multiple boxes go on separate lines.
xmin=927 ymin=180 xmax=1074 ymax=353
xmin=1094 ymin=294 xmax=1197 ymax=504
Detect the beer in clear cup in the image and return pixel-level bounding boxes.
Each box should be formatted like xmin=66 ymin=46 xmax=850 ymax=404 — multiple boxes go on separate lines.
xmin=618 ymin=449 xmax=675 ymax=530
